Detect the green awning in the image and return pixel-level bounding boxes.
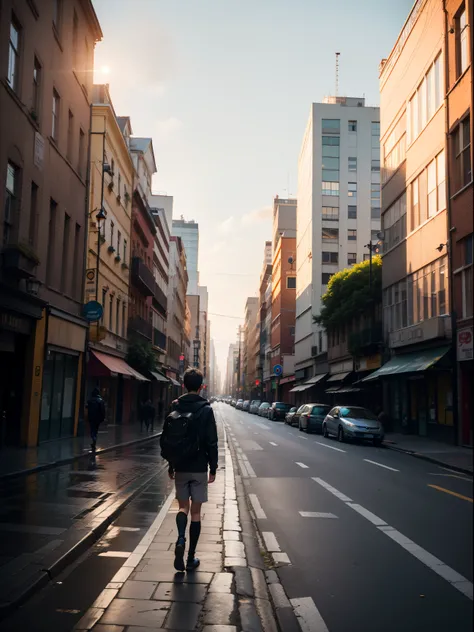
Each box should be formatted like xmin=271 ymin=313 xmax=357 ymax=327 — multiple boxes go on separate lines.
xmin=150 ymin=371 xmax=170 ymax=383
xmin=362 ymin=346 xmax=451 ymax=381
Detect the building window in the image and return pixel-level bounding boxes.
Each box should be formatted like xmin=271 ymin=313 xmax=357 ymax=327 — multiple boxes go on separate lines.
xmin=4 ymin=162 xmax=19 ymax=245
xmin=123 ymin=238 xmax=127 ymax=261
xmin=46 ymin=199 xmax=57 ymax=284
xmin=287 ymin=276 xmax=296 ymax=289
xmin=411 ymin=176 xmax=419 ymax=231
xmin=462 ymin=235 xmax=473 ymax=318
xmin=72 ymin=223 xmax=81 ymax=299
xmin=322 ymin=119 xmax=340 ymax=134
xmin=348 ymin=157 xmax=357 ymax=172
xmin=122 ymin=304 xmax=126 ymax=337
xmin=408 ymin=53 xmax=443 ymax=144
xmin=371 ymin=121 xmax=381 ymax=136
xmin=348 ymin=205 xmax=357 ymax=219
xmin=72 ymin=10 xmax=78 ymax=67
xmin=322 ymin=182 xmax=339 ymax=196
xmin=371 ymin=230 xmax=380 ymax=242
xmin=371 ymin=182 xmax=380 ymax=210
xmin=322 ymin=207 xmax=339 ymax=221
xmin=322 ymin=251 xmax=338 ymax=264
xmin=110 ymin=220 xmax=114 ymax=246
xmin=372 ymin=160 xmax=381 ymax=172
xmin=117 ymin=230 xmax=121 ymax=254
xmin=118 ymin=172 xmax=121 ymax=198
xmin=322 ymin=156 xmax=339 ymax=170
xmin=116 ymin=299 xmax=120 ymax=335
xmin=322 ymin=273 xmax=333 ymax=286
xmin=52 ymin=90 xmax=60 ymax=141
xmin=109 ymin=296 xmax=113 ymax=331
xmin=348 ymin=120 xmax=357 ymax=132
xmin=29 ymin=182 xmax=38 ymax=247
xmin=78 ymin=128 xmax=85 ymax=177
xmin=348 ymin=182 xmax=357 ymax=199
xmin=322 ymin=170 xmax=339 ymax=182
xmin=348 ymin=229 xmax=357 ymax=241
xmin=371 ymin=207 xmax=381 ymax=220
xmin=289 ymin=326 xmax=295 ymax=337
xmin=322 ymin=136 xmax=340 ymax=147
xmin=453 ymin=117 xmax=471 ymax=192
xmin=52 ymin=0 xmax=62 ymax=32
xmin=60 ymin=214 xmax=70 ymax=293
xmin=383 ymin=112 xmax=406 ymax=184
xmin=457 ymin=7 xmax=469 ymax=77
xmin=363 ymin=254 xmax=370 ymax=261
xmin=33 ymin=57 xmax=42 ymax=116
xmin=67 ymin=110 xmax=74 ymax=161
xmin=382 ymin=192 xmax=407 ymax=252
xmin=322 ymin=227 xmax=339 ymax=241
xmin=427 ymin=151 xmax=446 ymax=218
xmin=348 ymin=253 xmax=357 ymax=265
xmin=8 ymin=17 xmax=21 ymax=92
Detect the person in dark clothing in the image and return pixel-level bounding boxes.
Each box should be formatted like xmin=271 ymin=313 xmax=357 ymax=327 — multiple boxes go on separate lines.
xmin=160 ymin=368 xmax=218 ymax=572
xmin=139 ymin=400 xmax=147 ymax=432
xmin=86 ymin=388 xmax=106 ymax=452
xmin=144 ymin=399 xmax=155 ymax=431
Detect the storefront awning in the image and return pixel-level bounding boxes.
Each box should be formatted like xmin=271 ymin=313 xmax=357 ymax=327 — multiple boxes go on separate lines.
xmin=304 ymin=373 xmax=327 ymax=385
xmin=327 ymin=372 xmax=351 ymax=383
xmin=325 ymin=386 xmax=342 ymax=393
xmin=335 ymin=386 xmax=362 ymax=394
xmin=362 ymin=346 xmax=451 ymax=382
xmin=150 ymin=371 xmax=170 ymax=383
xmin=91 ymin=351 xmax=149 ymax=381
xmin=169 ymin=378 xmax=181 ymax=387
xmin=289 ymin=384 xmax=307 ymax=393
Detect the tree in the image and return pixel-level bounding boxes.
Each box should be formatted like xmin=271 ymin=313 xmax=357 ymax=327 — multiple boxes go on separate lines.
xmin=314 ymin=256 xmax=382 ymax=331
xmin=126 ymin=337 xmax=157 ymax=375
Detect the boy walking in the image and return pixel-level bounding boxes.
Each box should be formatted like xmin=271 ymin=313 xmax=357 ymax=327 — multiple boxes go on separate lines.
xmin=160 ymin=369 xmax=218 ymax=572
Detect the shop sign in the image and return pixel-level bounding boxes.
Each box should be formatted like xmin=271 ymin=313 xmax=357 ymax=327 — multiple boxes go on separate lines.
xmin=85 ymin=269 xmax=96 ymax=297
xmin=458 ymin=327 xmax=473 ymax=362
xmin=390 ymin=317 xmax=448 ymax=349
xmin=279 ymin=375 xmax=295 ymax=385
xmin=0 ymin=311 xmax=31 ymax=334
xmin=83 ymin=301 xmax=103 ymax=322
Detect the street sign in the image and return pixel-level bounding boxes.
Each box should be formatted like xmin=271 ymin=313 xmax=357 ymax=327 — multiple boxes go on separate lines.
xmin=273 ymin=364 xmax=283 ymax=377
xmin=83 ymin=300 xmax=103 ymax=322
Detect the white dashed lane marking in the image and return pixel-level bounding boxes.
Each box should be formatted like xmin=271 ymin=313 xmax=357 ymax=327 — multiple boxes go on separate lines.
xmin=364 ymin=459 xmax=399 ymax=472
xmin=295 ymin=462 xmax=309 ymax=469
xmin=291 ymin=596 xmax=329 ymax=632
xmin=249 ymin=494 xmax=267 ymax=519
xmin=299 ymin=512 xmax=338 ymax=519
xmin=262 ymin=531 xmax=281 ymax=552
xmin=314 ymin=441 xmax=346 ymax=453
xmin=312 ymin=477 xmax=353 ymax=502
xmin=273 ymin=552 xmax=291 ymax=564
xmin=269 ymin=441 xmax=278 ymax=446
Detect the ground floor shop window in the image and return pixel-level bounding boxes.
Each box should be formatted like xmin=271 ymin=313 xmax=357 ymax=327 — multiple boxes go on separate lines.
xmin=39 ymin=350 xmax=78 ymax=442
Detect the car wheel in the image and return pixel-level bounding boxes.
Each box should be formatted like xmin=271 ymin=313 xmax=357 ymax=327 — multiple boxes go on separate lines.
xmin=323 ymin=424 xmax=329 ymax=438
xmin=373 ymin=438 xmax=382 ymax=447
xmin=338 ymin=426 xmax=345 ymax=443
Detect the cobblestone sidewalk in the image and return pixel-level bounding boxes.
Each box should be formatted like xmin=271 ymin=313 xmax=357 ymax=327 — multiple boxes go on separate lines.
xmin=74 ymin=420 xmax=273 ymax=632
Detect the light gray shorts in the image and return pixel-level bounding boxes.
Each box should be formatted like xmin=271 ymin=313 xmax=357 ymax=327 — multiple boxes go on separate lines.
xmin=175 ymin=472 xmax=208 ymax=503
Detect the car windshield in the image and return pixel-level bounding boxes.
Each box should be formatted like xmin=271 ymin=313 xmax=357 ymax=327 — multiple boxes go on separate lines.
xmin=275 ymin=403 xmax=289 ymax=409
xmin=311 ymin=405 xmax=330 ymax=415
xmin=340 ymin=407 xmax=377 ymax=420
xmin=289 ymin=407 xmax=297 ymax=412
xmin=253 ymin=401 xmax=261 ymax=405
xmin=260 ymin=403 xmax=270 ymax=408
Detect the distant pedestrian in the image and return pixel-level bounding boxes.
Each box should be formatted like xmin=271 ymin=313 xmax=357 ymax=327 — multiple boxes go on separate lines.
xmin=160 ymin=368 xmax=218 ymax=572
xmin=139 ymin=399 xmax=147 ymax=432
xmin=144 ymin=399 xmax=155 ymax=431
xmin=86 ymin=388 xmax=106 ymax=452
xmin=158 ymin=400 xmax=164 ymax=422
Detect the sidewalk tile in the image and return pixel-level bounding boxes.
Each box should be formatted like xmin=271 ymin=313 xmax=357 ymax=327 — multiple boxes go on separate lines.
xmin=118 ymin=580 xmax=158 ymax=599
xmin=100 ymin=599 xmax=169 ymax=627
xmin=209 ymin=573 xmax=234 ymax=593
xmin=153 ymin=582 xmax=207 ymax=602
xmin=203 ymin=593 xmax=238 ymax=625
xmin=92 ymin=625 xmax=125 ymax=631
xmin=202 ymin=627 xmax=238 ymax=632
xmin=163 ymin=602 xmax=201 ymax=629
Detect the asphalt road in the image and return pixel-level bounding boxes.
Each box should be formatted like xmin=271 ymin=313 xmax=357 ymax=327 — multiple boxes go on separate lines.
xmin=217 ymin=403 xmax=473 ymax=632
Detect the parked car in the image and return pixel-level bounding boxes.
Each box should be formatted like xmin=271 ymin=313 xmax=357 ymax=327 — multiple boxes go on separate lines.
xmin=231 ymin=399 xmax=237 ymax=407
xmin=268 ymin=402 xmax=291 ymax=421
xmin=257 ymin=402 xmax=271 ymax=417
xmin=296 ymin=403 xmax=331 ymax=433
xmin=323 ymin=406 xmax=384 ymax=445
xmin=285 ymin=406 xmax=298 ymax=424
xmin=249 ymin=400 xmax=261 ymax=414
xmin=243 ymin=400 xmax=250 ymax=411
xmin=235 ymin=399 xmax=244 ymax=410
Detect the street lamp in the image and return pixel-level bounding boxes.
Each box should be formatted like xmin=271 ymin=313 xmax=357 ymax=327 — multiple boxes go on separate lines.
xmin=364 ymin=233 xmax=383 ymax=329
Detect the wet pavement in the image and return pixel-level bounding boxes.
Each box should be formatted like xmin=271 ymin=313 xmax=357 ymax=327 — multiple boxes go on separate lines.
xmin=0 ymin=437 xmax=167 ymax=615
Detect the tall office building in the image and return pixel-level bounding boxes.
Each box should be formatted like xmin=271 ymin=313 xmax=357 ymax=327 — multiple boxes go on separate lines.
xmin=295 ymin=96 xmax=381 ymax=382
xmin=172 ymin=218 xmax=199 ymax=295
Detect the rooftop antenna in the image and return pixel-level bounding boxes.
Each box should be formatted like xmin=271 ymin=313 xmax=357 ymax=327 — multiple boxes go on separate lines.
xmin=335 ymin=52 xmax=340 ymax=97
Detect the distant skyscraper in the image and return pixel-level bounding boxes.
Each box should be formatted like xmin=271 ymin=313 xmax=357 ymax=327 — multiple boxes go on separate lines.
xmin=172 ymin=218 xmax=199 ymax=294
xmin=295 ymin=96 xmax=381 ymax=378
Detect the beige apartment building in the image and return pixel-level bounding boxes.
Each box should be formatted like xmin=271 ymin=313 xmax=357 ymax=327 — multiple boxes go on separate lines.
xmin=372 ymin=0 xmax=472 ymax=443
xmin=0 ymin=0 xmax=102 ymax=447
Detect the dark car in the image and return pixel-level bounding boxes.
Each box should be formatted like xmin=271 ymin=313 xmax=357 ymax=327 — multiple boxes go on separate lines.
xmin=268 ymin=402 xmax=291 ymax=421
xmin=285 ymin=407 xmax=298 ymax=424
xmin=296 ymin=403 xmax=331 ymax=433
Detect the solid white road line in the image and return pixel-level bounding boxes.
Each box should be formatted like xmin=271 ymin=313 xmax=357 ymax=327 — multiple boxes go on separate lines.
xmin=296 ymin=462 xmax=309 ymax=469
xmin=312 ymin=477 xmax=353 ymax=502
xmin=299 ymin=512 xmax=338 ymax=518
xmin=98 ymin=551 xmax=131 ymax=558
xmin=298 ymin=436 xmax=309 ymax=441
xmin=262 ymin=531 xmax=281 ymax=552
xmin=269 ymin=441 xmax=278 ymax=446
xmin=249 ymin=494 xmax=267 ymax=519
xmin=314 ymin=441 xmax=346 ymax=453
xmin=290 ymin=597 xmax=330 ymax=632
xmin=273 ymin=552 xmax=291 ymax=564
xmin=313 ymin=477 xmax=474 ymax=601
xmin=364 ymin=459 xmax=399 ymax=472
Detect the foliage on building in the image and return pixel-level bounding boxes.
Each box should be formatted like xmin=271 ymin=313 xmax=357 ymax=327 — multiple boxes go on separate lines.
xmin=126 ymin=338 xmax=157 ymax=375
xmin=314 ymin=256 xmax=382 ymax=331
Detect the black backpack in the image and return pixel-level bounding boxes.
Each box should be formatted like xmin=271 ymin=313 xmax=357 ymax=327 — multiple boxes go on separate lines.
xmin=160 ymin=403 xmax=207 ymax=465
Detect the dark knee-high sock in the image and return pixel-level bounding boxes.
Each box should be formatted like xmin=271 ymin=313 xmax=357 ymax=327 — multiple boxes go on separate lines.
xmin=176 ymin=511 xmax=187 ymax=539
xmin=188 ymin=521 xmax=201 ymax=557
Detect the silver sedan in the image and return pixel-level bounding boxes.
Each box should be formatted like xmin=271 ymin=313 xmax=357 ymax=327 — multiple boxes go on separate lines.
xmin=323 ymin=406 xmax=384 ymax=446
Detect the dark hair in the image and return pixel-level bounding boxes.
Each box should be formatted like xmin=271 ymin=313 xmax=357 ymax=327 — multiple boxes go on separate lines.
xmin=183 ymin=368 xmax=203 ymax=392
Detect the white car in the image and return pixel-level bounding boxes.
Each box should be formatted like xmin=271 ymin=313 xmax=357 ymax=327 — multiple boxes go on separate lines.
xmin=323 ymin=406 xmax=384 ymax=446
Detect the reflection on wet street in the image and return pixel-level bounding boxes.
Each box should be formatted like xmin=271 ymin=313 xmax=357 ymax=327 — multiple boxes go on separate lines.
xmin=0 ymin=438 xmax=167 ymax=605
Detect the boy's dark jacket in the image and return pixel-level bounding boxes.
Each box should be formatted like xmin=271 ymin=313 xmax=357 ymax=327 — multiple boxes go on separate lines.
xmin=161 ymin=394 xmax=218 ymax=475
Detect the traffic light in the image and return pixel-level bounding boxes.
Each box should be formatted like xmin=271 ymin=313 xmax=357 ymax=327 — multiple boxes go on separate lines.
xmin=255 ymin=379 xmax=260 ymax=386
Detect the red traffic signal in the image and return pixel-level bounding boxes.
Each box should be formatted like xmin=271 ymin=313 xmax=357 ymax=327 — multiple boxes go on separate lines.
xmin=179 ymin=355 xmax=185 ymax=361
xmin=255 ymin=379 xmax=260 ymax=386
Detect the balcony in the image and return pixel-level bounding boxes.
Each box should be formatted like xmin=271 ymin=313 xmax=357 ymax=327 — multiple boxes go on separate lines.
xmin=153 ymin=327 xmax=167 ymax=352
xmin=349 ymin=322 xmax=383 ymax=356
xmin=388 ymin=316 xmax=451 ymax=350
xmin=131 ymin=257 xmax=154 ymax=296
xmin=128 ymin=315 xmax=152 ymax=340
xmin=153 ymin=282 xmax=168 ymax=317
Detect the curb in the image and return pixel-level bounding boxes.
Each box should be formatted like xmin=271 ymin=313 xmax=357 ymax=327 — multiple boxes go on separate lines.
xmin=0 ymin=464 xmax=166 ymax=622
xmin=0 ymin=431 xmax=163 ymax=481
xmin=383 ymin=443 xmax=473 ymax=476
xmin=223 ymin=421 xmax=299 ymax=632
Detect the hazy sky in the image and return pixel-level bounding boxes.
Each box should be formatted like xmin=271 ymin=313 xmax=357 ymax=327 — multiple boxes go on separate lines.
xmin=93 ymin=0 xmax=413 ymax=380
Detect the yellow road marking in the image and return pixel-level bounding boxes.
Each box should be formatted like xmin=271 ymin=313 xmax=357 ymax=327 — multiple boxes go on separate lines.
xmin=428 ymin=484 xmax=473 ymax=503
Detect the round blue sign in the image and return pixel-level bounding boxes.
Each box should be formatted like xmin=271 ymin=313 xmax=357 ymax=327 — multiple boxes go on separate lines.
xmin=273 ymin=364 xmax=283 ymax=377
xmin=83 ymin=300 xmax=103 ymax=322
